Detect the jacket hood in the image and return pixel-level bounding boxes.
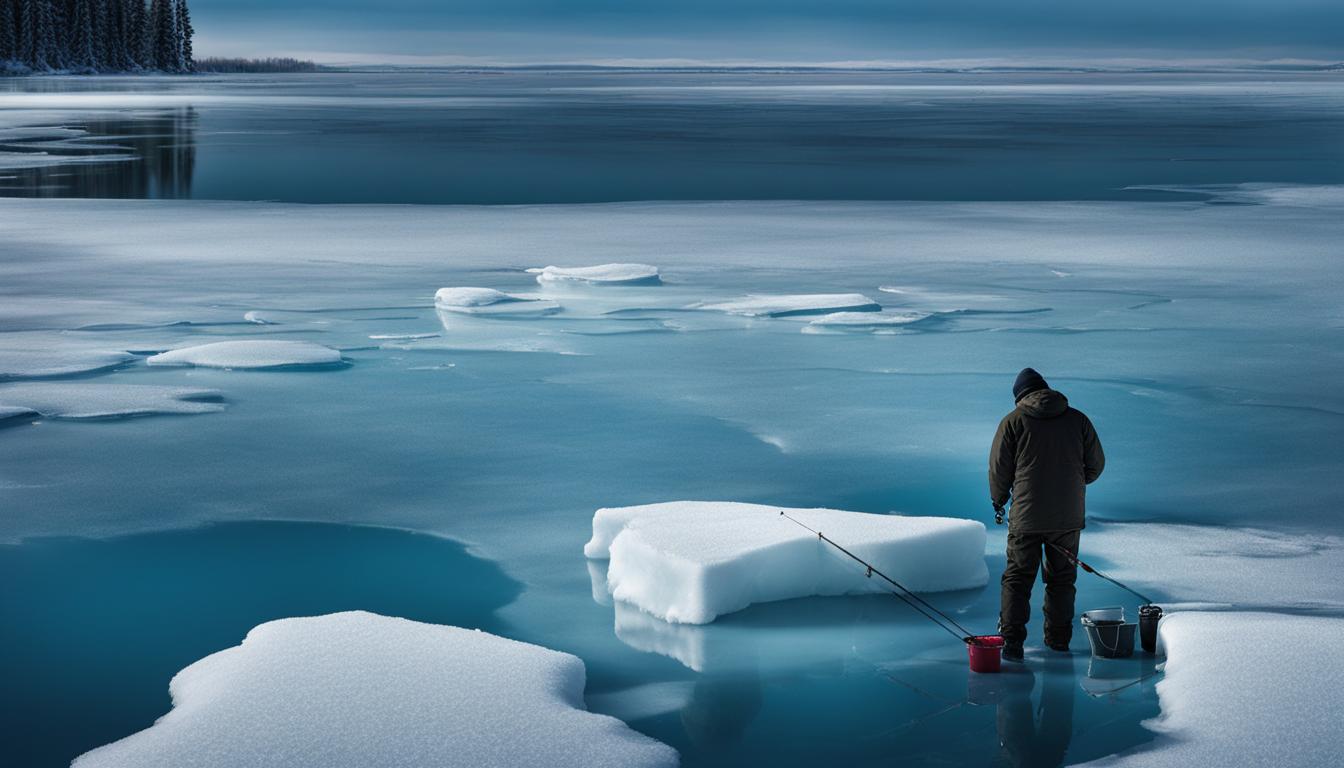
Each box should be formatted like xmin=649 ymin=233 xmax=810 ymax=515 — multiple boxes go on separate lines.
xmin=1018 ymin=388 xmax=1069 ymax=419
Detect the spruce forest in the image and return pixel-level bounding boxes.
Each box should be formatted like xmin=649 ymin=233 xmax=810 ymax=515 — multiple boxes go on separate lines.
xmin=0 ymin=0 xmax=194 ymax=73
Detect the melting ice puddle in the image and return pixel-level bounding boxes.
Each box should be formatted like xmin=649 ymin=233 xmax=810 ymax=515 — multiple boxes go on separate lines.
xmin=0 ymin=522 xmax=521 ymax=768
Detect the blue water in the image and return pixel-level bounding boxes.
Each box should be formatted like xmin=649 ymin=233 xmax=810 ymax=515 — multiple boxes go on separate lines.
xmin=2 ymin=71 xmax=1342 ymax=767
xmin=1 ymin=71 xmax=1341 ymax=203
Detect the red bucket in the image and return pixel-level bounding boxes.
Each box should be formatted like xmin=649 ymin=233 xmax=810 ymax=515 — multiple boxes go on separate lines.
xmin=967 ymin=635 xmax=1005 ymax=673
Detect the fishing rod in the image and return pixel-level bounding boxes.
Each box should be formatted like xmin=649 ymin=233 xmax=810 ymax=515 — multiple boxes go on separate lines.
xmin=999 ymin=504 xmax=1156 ymax=605
xmin=1043 ymin=538 xmax=1157 ymax=606
xmin=779 ymin=511 xmax=985 ymax=646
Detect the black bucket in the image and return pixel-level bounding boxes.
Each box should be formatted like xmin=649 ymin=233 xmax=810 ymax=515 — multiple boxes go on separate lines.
xmin=1138 ymin=604 xmax=1163 ymax=653
xmin=1081 ymin=608 xmax=1135 ymax=659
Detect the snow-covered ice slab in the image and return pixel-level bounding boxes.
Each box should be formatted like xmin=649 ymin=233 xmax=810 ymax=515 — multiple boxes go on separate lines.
xmin=585 ymin=502 xmax=987 ymax=624
xmin=529 ymin=263 xmax=661 ymax=286
xmin=73 ymin=611 xmax=677 ymax=768
xmin=803 ymin=310 xmax=933 ymax=333
xmin=146 ymin=340 xmax=344 ymax=370
xmin=0 ymin=335 xmax=136 ymax=379
xmin=1082 ymin=611 xmax=1343 ymax=768
xmin=694 ymin=294 xmax=881 ymax=318
xmin=434 ymin=287 xmax=560 ymax=316
xmin=0 ymin=383 xmax=224 ymax=419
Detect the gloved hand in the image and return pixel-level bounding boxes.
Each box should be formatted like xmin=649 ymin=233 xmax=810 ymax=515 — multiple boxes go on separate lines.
xmin=993 ymin=504 xmax=1005 ymax=525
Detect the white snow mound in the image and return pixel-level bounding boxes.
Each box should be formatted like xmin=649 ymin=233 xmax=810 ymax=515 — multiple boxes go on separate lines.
xmin=146 ymin=341 xmax=343 ymax=370
xmin=1082 ymin=611 xmax=1344 ymax=768
xmin=585 ymin=501 xmax=987 ymax=624
xmin=695 ymin=294 xmax=881 ymax=318
xmin=528 ymin=264 xmax=661 ymax=285
xmin=434 ymin=287 xmax=561 ymax=316
xmin=73 ymin=611 xmax=677 ymax=768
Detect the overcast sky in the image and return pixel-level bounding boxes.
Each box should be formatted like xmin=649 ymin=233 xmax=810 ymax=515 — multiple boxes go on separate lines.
xmin=190 ymin=0 xmax=1344 ymax=66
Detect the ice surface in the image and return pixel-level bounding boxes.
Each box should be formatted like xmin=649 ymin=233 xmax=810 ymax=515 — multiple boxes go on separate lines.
xmin=529 ymin=263 xmax=662 ymax=286
xmin=0 ymin=335 xmax=135 ymax=379
xmin=146 ymin=341 xmax=344 ymax=370
xmin=1081 ymin=611 xmax=1343 ymax=768
xmin=434 ymin=287 xmax=561 ymax=316
xmin=694 ymin=294 xmax=881 ymax=318
xmin=1081 ymin=521 xmax=1344 ymax=611
xmin=0 ymin=383 xmax=224 ymax=419
xmin=72 ymin=611 xmax=677 ymax=768
xmin=585 ymin=502 xmax=987 ymax=624
xmin=0 ymin=405 xmax=40 ymax=427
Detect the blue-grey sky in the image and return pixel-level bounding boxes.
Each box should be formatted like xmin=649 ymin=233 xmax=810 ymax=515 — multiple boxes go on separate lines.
xmin=191 ymin=0 xmax=1344 ymax=65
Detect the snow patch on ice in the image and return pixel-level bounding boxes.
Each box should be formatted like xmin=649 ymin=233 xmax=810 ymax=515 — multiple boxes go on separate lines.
xmin=146 ymin=341 xmax=345 ymax=370
xmin=694 ymin=294 xmax=881 ymax=318
xmin=243 ymin=311 xmax=279 ymax=325
xmin=585 ymin=501 xmax=986 ymax=624
xmin=529 ymin=264 xmax=661 ymax=286
xmin=803 ymin=310 xmax=934 ymax=333
xmin=434 ymin=287 xmax=561 ymax=316
xmin=368 ymin=332 xmax=439 ymax=340
xmin=1085 ymin=521 xmax=1344 ymax=611
xmin=1081 ymin=611 xmax=1343 ymax=768
xmin=0 ymin=336 xmax=136 ymax=380
xmin=0 ymin=383 xmax=224 ymax=420
xmin=72 ymin=611 xmax=678 ymax=768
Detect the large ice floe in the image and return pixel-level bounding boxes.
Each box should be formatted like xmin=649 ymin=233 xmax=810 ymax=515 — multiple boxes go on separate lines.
xmin=694 ymin=293 xmax=881 ymax=318
xmin=73 ymin=611 xmax=677 ymax=768
xmin=528 ymin=263 xmax=661 ymax=286
xmin=434 ymin=287 xmax=561 ymax=316
xmin=0 ymin=334 xmax=136 ymax=379
xmin=585 ymin=502 xmax=987 ymax=624
xmin=1082 ymin=611 xmax=1343 ymax=768
xmin=0 ymin=383 xmax=225 ymax=419
xmin=146 ymin=340 xmax=344 ymax=370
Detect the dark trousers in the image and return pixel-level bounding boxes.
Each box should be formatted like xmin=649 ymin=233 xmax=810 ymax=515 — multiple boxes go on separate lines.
xmin=999 ymin=529 xmax=1081 ymax=647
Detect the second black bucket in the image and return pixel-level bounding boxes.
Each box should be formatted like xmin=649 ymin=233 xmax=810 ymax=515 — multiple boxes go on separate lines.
xmin=1081 ymin=608 xmax=1136 ymax=659
xmin=1138 ymin=604 xmax=1163 ymax=653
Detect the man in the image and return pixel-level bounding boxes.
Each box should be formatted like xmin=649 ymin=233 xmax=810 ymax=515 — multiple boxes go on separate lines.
xmin=989 ymin=368 xmax=1105 ymax=661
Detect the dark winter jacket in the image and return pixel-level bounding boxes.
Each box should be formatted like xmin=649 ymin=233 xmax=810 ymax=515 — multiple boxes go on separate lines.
xmin=988 ymin=389 xmax=1104 ymax=532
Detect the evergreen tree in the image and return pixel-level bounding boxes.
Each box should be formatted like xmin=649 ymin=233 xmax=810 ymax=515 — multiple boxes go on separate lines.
xmin=149 ymin=0 xmax=174 ymax=71
xmin=173 ymin=0 xmax=188 ymax=71
xmin=127 ymin=0 xmax=147 ymax=69
xmin=68 ymin=0 xmax=95 ymax=69
xmin=0 ymin=1 xmax=17 ymax=62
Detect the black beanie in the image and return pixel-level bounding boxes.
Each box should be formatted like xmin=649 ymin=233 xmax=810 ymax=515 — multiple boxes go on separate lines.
xmin=1013 ymin=368 xmax=1048 ymax=401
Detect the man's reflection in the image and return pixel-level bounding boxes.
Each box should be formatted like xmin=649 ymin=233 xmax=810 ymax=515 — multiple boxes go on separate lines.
xmin=680 ymin=671 xmax=764 ymax=748
xmin=996 ymin=659 xmax=1076 ymax=767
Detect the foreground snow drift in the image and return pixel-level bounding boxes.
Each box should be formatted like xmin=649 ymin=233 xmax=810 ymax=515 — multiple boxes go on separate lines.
xmin=586 ymin=502 xmax=986 ymax=624
xmin=146 ymin=341 xmax=344 ymax=370
xmin=73 ymin=611 xmax=677 ymax=768
xmin=1084 ymin=612 xmax=1343 ymax=768
xmin=529 ymin=263 xmax=661 ymax=285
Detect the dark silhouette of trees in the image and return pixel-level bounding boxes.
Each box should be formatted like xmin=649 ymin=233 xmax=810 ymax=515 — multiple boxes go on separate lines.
xmin=1 ymin=0 xmax=193 ymax=73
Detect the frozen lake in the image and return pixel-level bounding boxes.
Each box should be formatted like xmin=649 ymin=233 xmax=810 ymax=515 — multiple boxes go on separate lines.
xmin=2 ymin=72 xmax=1343 ymax=767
